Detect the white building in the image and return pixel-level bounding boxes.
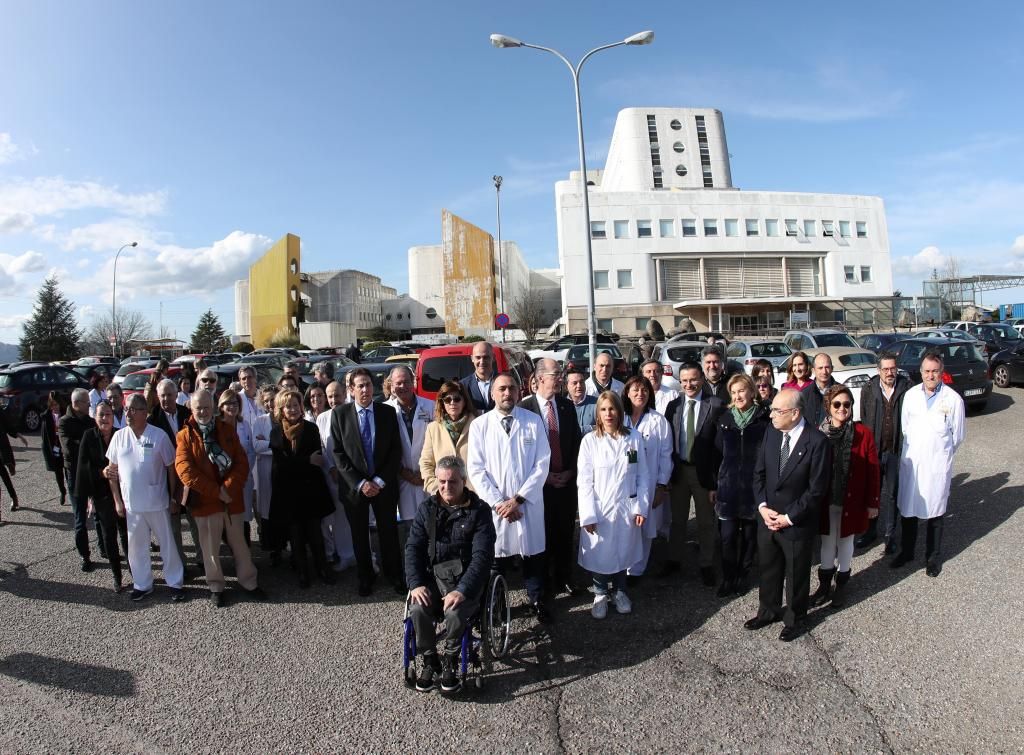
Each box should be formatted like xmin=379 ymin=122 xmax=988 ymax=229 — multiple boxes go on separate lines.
xmin=233 ymin=279 xmax=251 ymax=342
xmin=556 ymin=108 xmax=893 ymax=335
xmin=301 ymin=269 xmax=397 ymax=339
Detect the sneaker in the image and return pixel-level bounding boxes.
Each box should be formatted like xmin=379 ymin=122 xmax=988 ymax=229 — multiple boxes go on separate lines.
xmin=170 ymin=588 xmax=187 ymax=603
xmin=440 ymin=653 xmax=461 ymax=694
xmin=415 ymin=654 xmax=440 ymax=693
xmin=612 ymin=590 xmax=633 ymax=614
xmin=130 ymin=587 xmax=154 ymax=602
xmin=591 ymin=594 xmax=609 ymax=619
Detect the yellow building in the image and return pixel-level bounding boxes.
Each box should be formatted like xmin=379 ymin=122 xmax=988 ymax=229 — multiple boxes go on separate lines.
xmin=249 ymin=233 xmax=301 ymax=348
xmin=441 ymin=210 xmax=497 ymax=338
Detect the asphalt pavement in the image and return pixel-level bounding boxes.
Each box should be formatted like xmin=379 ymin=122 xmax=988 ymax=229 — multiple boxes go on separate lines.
xmin=1 ymin=389 xmax=1022 ymax=752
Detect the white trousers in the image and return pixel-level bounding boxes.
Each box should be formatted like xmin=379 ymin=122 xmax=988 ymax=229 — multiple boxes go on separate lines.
xmin=820 ymin=505 xmax=855 ymax=573
xmin=321 ymin=500 xmax=356 ymax=566
xmin=127 ymin=509 xmax=184 ymax=591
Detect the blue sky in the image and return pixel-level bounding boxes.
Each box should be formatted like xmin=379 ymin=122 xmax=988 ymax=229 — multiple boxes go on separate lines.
xmin=1 ymin=0 xmax=1023 ymax=343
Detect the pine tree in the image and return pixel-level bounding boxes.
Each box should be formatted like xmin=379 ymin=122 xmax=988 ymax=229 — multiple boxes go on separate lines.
xmin=19 ymin=276 xmax=81 ymax=361
xmin=189 ymin=309 xmax=229 ymax=353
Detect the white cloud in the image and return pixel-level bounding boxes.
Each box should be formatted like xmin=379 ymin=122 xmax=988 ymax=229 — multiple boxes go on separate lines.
xmin=891 ymin=245 xmax=949 ymax=277
xmin=0 ymin=133 xmax=25 ymax=165
xmin=2 ymin=250 xmax=46 ymax=274
xmin=0 ymin=314 xmax=28 ymax=329
xmin=1013 ymin=235 xmax=1024 ymax=256
xmin=0 ymin=211 xmax=34 ymax=233
xmin=0 ymin=177 xmax=166 ymax=231
xmin=56 ymin=219 xmax=164 ymax=253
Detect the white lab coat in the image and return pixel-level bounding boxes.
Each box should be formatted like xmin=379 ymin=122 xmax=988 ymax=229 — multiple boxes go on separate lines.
xmin=625 ymin=410 xmax=673 ymax=539
xmin=654 ymin=385 xmax=680 ymax=416
xmin=467 ymin=407 xmax=551 ymax=558
xmin=897 ymin=385 xmax=965 ymax=519
xmin=585 ymin=377 xmax=625 ymax=398
xmin=250 ymin=413 xmax=274 ymax=519
xmin=234 ymin=419 xmax=256 ymax=521
xmin=577 ymin=428 xmax=650 ymax=575
xmin=316 ymin=410 xmax=355 ymax=565
xmin=385 ymin=395 xmax=435 ymax=522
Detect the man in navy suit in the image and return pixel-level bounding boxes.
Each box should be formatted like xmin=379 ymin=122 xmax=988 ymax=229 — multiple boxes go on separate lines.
xmin=746 ymin=387 xmax=831 ymax=641
xmin=460 ymin=341 xmax=496 ymax=412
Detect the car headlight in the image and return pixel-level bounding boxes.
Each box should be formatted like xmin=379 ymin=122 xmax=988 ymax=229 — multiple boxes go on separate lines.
xmin=844 ymin=374 xmax=871 ymax=388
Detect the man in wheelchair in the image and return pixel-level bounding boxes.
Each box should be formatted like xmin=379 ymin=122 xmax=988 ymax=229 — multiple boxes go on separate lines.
xmin=405 ymin=455 xmax=496 ymax=693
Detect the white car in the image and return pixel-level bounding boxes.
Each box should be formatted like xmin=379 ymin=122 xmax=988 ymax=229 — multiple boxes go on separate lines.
xmin=725 ymin=340 xmax=793 ymax=374
xmin=774 ymin=347 xmax=878 ymax=420
xmin=528 ymin=335 xmax=616 ymax=365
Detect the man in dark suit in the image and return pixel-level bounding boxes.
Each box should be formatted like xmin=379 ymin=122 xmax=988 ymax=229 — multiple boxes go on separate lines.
xmin=519 ymin=358 xmax=584 ymax=597
xmin=149 ymin=378 xmax=201 ymax=573
xmin=460 ymin=341 xmax=496 ymax=412
xmin=662 ymin=362 xmax=725 ymax=585
xmin=746 ymin=387 xmax=831 ymax=641
xmin=801 ymin=353 xmax=839 ymax=428
xmin=330 ymin=367 xmax=403 ymax=596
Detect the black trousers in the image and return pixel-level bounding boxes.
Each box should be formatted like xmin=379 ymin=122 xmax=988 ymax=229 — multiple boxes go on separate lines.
xmin=720 ymin=517 xmax=757 ymax=581
xmin=344 ymin=493 xmax=401 ymax=587
xmin=93 ymin=498 xmax=128 ymax=584
xmin=289 ymin=517 xmax=328 ymax=582
xmin=878 ymin=451 xmax=901 ymax=543
xmin=900 ymin=515 xmax=944 ymax=562
xmin=757 ymin=524 xmax=813 ymax=627
xmin=66 ymin=469 xmax=90 ymax=560
xmin=0 ymin=463 xmax=17 ymax=504
xmin=52 ymin=468 xmax=66 ymax=500
xmin=494 ymin=553 xmax=546 ymax=604
xmin=543 ymin=484 xmax=576 ymax=586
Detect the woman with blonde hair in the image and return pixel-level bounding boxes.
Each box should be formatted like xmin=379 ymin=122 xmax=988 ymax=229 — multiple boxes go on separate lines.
xmin=419 ymin=380 xmax=477 ymax=494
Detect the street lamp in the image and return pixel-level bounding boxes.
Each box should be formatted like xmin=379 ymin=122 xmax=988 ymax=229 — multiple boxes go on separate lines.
xmin=111 ymin=241 xmax=138 ymax=358
xmin=491 ymin=30 xmax=654 ymax=369
xmin=493 ymin=174 xmax=505 ymax=342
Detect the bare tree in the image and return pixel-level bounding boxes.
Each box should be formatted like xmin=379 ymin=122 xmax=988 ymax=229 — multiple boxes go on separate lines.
xmin=509 ymin=286 xmax=546 ymax=343
xmin=932 ymin=256 xmax=965 ymax=320
xmin=80 ymin=308 xmax=153 ymax=357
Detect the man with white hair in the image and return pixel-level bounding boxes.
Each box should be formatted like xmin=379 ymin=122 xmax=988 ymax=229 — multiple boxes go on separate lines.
xmin=58 ymin=388 xmax=97 ymax=571
xmin=237 ymin=365 xmax=263 ymax=425
xmin=385 ymin=365 xmax=435 ymax=539
xmin=641 ymin=359 xmax=679 ymax=416
xmin=312 ymin=361 xmax=334 ymax=389
xmin=585 ymin=352 xmax=624 ymax=397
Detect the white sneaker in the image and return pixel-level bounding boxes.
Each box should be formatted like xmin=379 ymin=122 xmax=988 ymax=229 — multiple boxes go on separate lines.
xmin=612 ymin=590 xmax=633 ymax=614
xmin=591 ymin=594 xmax=609 ymax=619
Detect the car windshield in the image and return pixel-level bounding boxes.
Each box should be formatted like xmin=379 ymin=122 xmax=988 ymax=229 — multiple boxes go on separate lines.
xmin=419 ymin=356 xmax=473 ymax=393
xmin=837 ymin=352 xmax=877 ymax=367
xmin=0 ymin=373 xmax=16 ymax=389
xmin=751 ymin=342 xmax=791 ymax=358
xmin=992 ymin=325 xmax=1022 ymax=341
xmin=121 ymin=372 xmax=151 ymax=390
xmin=666 ymin=345 xmax=705 ymax=363
xmin=565 ymin=344 xmax=622 ymax=361
xmin=943 ymin=343 xmax=986 ymax=364
xmin=814 ymin=333 xmax=858 ymax=348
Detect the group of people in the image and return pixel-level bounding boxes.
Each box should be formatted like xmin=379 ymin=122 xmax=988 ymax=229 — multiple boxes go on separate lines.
xmin=12 ymin=337 xmax=965 ymax=691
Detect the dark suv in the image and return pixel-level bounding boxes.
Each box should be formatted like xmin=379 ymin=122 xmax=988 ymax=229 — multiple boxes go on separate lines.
xmin=888 ymin=337 xmax=992 ymax=411
xmin=0 ymin=363 xmax=89 ymax=431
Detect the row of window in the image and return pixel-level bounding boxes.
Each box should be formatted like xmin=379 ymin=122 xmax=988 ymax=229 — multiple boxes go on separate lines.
xmin=593 ymin=265 xmax=873 ymax=291
xmin=845 ymin=265 xmax=873 ymax=283
xmin=591 ymin=218 xmax=869 ymax=240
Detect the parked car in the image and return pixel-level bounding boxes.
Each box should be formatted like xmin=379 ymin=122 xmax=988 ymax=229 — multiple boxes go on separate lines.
xmin=658 ymin=341 xmax=708 ymax=381
xmin=361 ymin=345 xmax=415 ymax=362
xmin=75 ymin=356 xmax=120 ymax=367
xmin=384 ymin=353 xmax=420 ymax=369
xmin=251 ymin=347 xmax=301 ymax=358
xmin=989 ymin=343 xmax=1024 ymax=389
xmin=72 ymin=363 xmax=118 ymax=383
xmin=237 ymin=353 xmax=290 ymax=369
xmin=888 ymin=337 xmax=992 ymax=411
xmin=560 ymin=344 xmax=630 ymax=384
xmin=909 ymin=328 xmax=979 ymax=342
xmin=416 ymin=344 xmax=534 ymax=401
xmin=856 ymin=332 xmax=907 ymax=353
xmin=290 ymin=354 xmax=356 ymax=388
xmin=528 ymin=333 xmax=618 ymax=365
xmin=783 ymin=329 xmax=858 ymax=351
xmin=336 ymin=362 xmax=392 ymax=401
xmin=112 ymin=359 xmax=159 ymax=385
xmin=965 ymin=323 xmax=1023 ymax=359
xmin=0 ymin=363 xmax=90 ymax=431
xmin=208 ymin=363 xmax=283 ymax=394
xmin=725 ymin=340 xmax=793 ymax=373
xmin=665 ymin=331 xmax=728 ymax=345
xmin=121 ymin=366 xmax=184 ymax=399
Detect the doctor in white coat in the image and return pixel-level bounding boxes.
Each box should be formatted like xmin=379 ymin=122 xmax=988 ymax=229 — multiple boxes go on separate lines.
xmin=467 ymin=373 xmax=551 ymax=622
xmin=250 ymin=385 xmax=277 ymax=553
xmin=892 ymin=352 xmax=965 ymax=577
xmin=578 ymin=391 xmax=650 ymax=619
xmin=317 ymin=380 xmax=356 ymax=571
xmin=384 ymin=366 xmax=435 ymax=524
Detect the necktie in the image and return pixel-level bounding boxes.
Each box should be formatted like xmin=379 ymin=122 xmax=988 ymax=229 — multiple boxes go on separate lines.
xmin=685 ymin=399 xmax=695 ymax=462
xmin=545 ymin=400 xmax=562 ymax=473
xmin=359 ymin=408 xmax=375 ymax=477
xmin=501 ymin=415 xmax=512 ymax=436
xmin=779 ymin=432 xmax=791 ymax=475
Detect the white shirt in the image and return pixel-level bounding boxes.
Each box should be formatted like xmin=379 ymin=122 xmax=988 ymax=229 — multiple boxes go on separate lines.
xmin=654 ymin=384 xmax=680 ymax=416
xmin=106 ymin=424 xmax=175 ymax=514
xmin=677 ymin=394 xmax=703 ymax=458
xmin=164 ymin=410 xmax=179 ymax=436
xmin=534 ymin=393 xmax=559 ymax=433
xmin=585 ymin=377 xmax=625 ymax=398
xmin=177 ymin=391 xmax=192 ymax=407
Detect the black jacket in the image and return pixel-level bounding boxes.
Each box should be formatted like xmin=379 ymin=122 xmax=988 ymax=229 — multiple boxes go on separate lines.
xmin=41 ymin=408 xmax=63 ymax=473
xmin=269 ymin=420 xmax=334 ymax=523
xmin=330 ymin=401 xmax=401 ymax=505
xmin=404 ymin=489 xmax=496 ymax=600
xmin=149 ymin=404 xmax=192 ymax=448
xmin=459 ymin=373 xmax=495 ymax=413
xmin=664 ymin=393 xmax=725 ymax=490
xmin=860 ymin=374 xmax=911 ymax=456
xmin=753 ymin=423 xmax=831 ymax=540
xmin=714 ymin=405 xmax=770 ymax=519
xmin=801 ymin=378 xmax=839 ymax=428
xmin=75 ymin=427 xmax=114 ymax=503
xmin=518 ymin=394 xmax=582 ymax=474
xmin=57 ymin=408 xmax=94 ymax=474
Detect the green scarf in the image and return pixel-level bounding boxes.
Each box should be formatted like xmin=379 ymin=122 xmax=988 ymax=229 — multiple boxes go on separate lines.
xmin=441 ymin=414 xmax=469 ymax=446
xmin=730 ymin=404 xmax=757 ymax=430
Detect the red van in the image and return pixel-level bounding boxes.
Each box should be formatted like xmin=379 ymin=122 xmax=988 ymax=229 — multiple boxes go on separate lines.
xmin=415 ymin=343 xmax=535 ymax=401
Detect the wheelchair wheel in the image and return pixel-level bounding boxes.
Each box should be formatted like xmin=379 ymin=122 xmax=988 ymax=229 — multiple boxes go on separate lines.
xmin=482 ymin=572 xmax=511 ymax=660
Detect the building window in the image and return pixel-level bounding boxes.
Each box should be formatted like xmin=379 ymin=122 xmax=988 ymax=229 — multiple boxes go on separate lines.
xmin=844 ymin=266 xmax=857 ymax=283
xmin=675 ymin=164 xmax=687 ymax=176
xmin=673 ymin=142 xmax=685 ymax=152
xmin=659 ymin=219 xmax=675 ymax=238
xmin=637 ymin=220 xmax=652 ymax=238
xmin=682 ymin=219 xmax=697 ymax=237
xmin=613 ymin=220 xmax=629 ymax=239
xmin=856 ymin=221 xmax=867 ymax=238
xmin=803 ymin=220 xmax=815 ymax=237
xmin=765 ymin=219 xmax=779 ymax=237
xmin=590 ymin=221 xmax=606 ymax=239
xmin=839 ymin=220 xmax=851 ymax=238
xmin=785 ymin=219 xmax=798 ymax=237
xmin=704 ymin=219 xmax=718 ymax=237
xmin=745 ymin=219 xmax=759 ymax=237
xmin=724 ymin=219 xmax=739 ymax=237
xmin=861 ymin=266 xmax=872 ymax=282
xmin=597 ymin=318 xmax=613 ymax=331
xmin=617 ymin=270 xmax=633 ymax=288
xmin=822 ymin=220 xmax=834 ymax=237
xmin=594 ymin=270 xmax=609 ymax=289
xmin=670 ymin=119 xmax=682 ymax=130
xmin=635 ymin=317 xmax=650 ymax=331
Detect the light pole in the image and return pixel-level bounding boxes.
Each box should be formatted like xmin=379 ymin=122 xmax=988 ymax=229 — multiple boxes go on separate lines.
xmin=493 ymin=174 xmax=505 ymax=342
xmin=111 ymin=241 xmax=138 ymax=357
xmin=491 ymin=30 xmax=654 ymax=369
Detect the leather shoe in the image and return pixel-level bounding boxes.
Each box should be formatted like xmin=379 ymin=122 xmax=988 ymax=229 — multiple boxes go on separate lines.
xmin=357 ymin=582 xmax=372 ymax=597
xmin=657 ymin=561 xmax=681 ymax=579
xmin=744 ymin=615 xmax=778 ymax=631
xmin=925 ymin=561 xmax=942 ymax=578
xmin=889 ymin=553 xmax=913 ymax=569
xmin=532 ymin=601 xmax=551 ymax=624
xmin=700 ymin=567 xmax=716 ymax=587
xmin=779 ymin=625 xmax=803 ymax=642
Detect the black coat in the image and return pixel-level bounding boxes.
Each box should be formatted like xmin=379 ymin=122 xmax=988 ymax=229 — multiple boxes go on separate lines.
xmin=57 ymin=409 xmax=94 ymax=475
xmin=664 ymin=393 xmax=725 ymax=490
xmin=801 ymin=378 xmax=838 ymax=428
xmin=0 ymin=412 xmax=16 ymax=468
xmin=404 ymin=489 xmax=496 ymax=599
xmin=714 ymin=405 xmax=770 ymax=519
xmin=75 ymin=427 xmax=114 ymax=504
xmin=518 ymin=394 xmax=582 ymax=474
xmin=753 ymin=423 xmax=831 ymax=540
xmin=860 ymin=374 xmax=911 ymax=456
xmin=41 ymin=408 xmax=63 ymax=473
xmin=329 ymin=401 xmax=401 ymax=505
xmin=269 ymin=420 xmax=334 ymax=523
xmin=148 ymin=404 xmax=192 ymax=449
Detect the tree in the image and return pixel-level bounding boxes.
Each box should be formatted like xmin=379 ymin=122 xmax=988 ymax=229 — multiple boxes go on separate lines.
xmin=267 ymin=327 xmax=301 ymax=349
xmin=80 ymin=308 xmax=152 ymax=357
xmin=365 ymin=326 xmax=401 ymax=343
xmin=509 ymin=286 xmax=546 ymax=343
xmin=190 ymin=309 xmax=230 ymax=353
xmin=19 ymin=276 xmax=81 ymax=361
xmin=233 ymin=341 xmax=255 ymax=354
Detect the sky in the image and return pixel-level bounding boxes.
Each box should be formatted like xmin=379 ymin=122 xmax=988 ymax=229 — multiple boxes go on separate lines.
xmin=1 ymin=0 xmax=1023 ymax=344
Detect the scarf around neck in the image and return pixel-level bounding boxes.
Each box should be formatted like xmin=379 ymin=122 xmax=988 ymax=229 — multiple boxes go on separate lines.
xmin=282 ymin=416 xmax=304 ymax=451
xmin=441 ymin=414 xmax=469 ymax=446
xmin=819 ymin=417 xmax=854 ymax=507
xmin=198 ymin=420 xmax=232 ymax=478
xmin=730 ymin=404 xmax=757 ymax=430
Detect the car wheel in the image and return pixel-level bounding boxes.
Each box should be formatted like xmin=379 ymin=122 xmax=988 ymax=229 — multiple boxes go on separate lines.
xmin=992 ymin=364 xmax=1011 ymax=389
xmin=22 ymin=406 xmax=42 ymax=433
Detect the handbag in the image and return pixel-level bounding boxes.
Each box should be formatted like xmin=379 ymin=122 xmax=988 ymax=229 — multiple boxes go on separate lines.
xmin=427 ymin=505 xmax=464 ymax=596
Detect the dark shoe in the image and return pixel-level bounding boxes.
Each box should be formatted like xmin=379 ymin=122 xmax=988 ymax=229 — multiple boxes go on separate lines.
xmin=657 ymin=561 xmax=681 ymax=579
xmin=60 ymin=494 xmax=67 ymax=506
xmin=733 ymin=571 xmax=750 ymax=595
xmin=890 ymin=553 xmax=913 ymax=569
xmin=211 ymin=591 xmax=226 ymax=608
xmin=439 ymin=652 xmax=461 ymax=694
xmin=883 ymin=539 xmax=899 ymax=556
xmin=112 ymin=578 xmax=123 ymax=594
xmin=532 ymin=601 xmax=551 ymax=624
xmin=246 ymin=587 xmax=268 ymax=601
xmin=925 ymin=561 xmax=942 ymax=578
xmin=81 ymin=559 xmax=94 ymax=573
xmin=415 ymin=653 xmax=440 ymax=693
xmin=744 ymin=615 xmax=778 ymax=631
xmin=562 ymin=582 xmax=584 ymax=597
xmin=855 ymin=520 xmax=878 ymax=549
xmin=170 ymin=588 xmax=187 ymax=603
xmin=830 ymin=570 xmax=851 ymax=608
xmin=357 ymin=582 xmax=373 ymax=597
xmin=298 ymin=576 xmax=310 ymax=589
xmin=700 ymin=567 xmax=716 ymax=587
xmin=393 ymin=581 xmax=406 ymax=596
xmin=320 ymin=571 xmax=336 ymax=586
xmin=716 ymin=579 xmax=735 ymax=598
xmin=9 ymin=500 xmax=19 ymax=512
xmin=810 ymin=568 xmax=836 ymax=607
xmin=130 ymin=587 xmax=154 ymax=602
xmin=779 ymin=625 xmax=803 ymax=642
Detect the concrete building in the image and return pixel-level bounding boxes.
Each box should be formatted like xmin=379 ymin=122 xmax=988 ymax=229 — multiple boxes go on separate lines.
xmin=556 ymin=108 xmax=893 ymax=335
xmin=233 ymin=279 xmax=250 ymax=343
xmin=301 ymin=269 xmax=397 ymax=339
xmin=246 ymin=233 xmax=302 ymax=348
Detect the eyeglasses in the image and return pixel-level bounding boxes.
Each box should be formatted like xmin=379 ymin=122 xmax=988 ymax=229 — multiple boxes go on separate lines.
xmin=769 ymin=407 xmax=797 ymax=414
xmin=441 ymin=395 xmax=464 ymax=404
xmin=200 ymin=377 xmax=216 ymax=383
xmin=831 ymin=401 xmax=852 ymax=409
xmin=220 ymin=402 xmax=239 ymax=410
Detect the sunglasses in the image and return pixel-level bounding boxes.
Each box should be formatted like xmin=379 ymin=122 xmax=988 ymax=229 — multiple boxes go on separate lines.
xmin=200 ymin=377 xmax=216 ymax=383
xmin=441 ymin=395 xmax=464 ymax=404
xmin=831 ymin=401 xmax=852 ymax=409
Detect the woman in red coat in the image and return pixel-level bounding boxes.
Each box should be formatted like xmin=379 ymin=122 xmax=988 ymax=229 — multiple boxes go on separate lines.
xmin=810 ymin=384 xmax=880 ymax=609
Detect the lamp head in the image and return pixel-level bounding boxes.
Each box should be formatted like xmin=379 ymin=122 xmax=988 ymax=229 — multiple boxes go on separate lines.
xmin=490 ymin=34 xmax=523 ymax=48
xmin=493 ymin=175 xmax=503 ymax=188
xmin=623 ymin=30 xmax=655 ymax=46
xmin=130 ymin=241 xmax=138 ymax=247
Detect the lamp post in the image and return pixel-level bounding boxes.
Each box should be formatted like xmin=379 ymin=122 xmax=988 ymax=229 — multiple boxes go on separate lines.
xmin=491 ymin=30 xmax=653 ymax=369
xmin=111 ymin=241 xmax=138 ymax=357
xmin=493 ymin=174 xmax=505 ymax=342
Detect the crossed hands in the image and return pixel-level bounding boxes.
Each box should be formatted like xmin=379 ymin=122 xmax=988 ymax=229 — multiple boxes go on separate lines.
xmin=495 ymin=498 xmax=522 ymax=522
xmin=760 ymin=506 xmax=791 ymax=531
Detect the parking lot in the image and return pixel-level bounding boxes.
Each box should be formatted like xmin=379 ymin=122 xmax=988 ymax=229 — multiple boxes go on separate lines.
xmin=1 ymin=388 xmax=1022 ymax=752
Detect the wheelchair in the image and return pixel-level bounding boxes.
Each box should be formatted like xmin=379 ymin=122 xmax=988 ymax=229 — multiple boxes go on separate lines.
xmin=402 ymin=570 xmax=511 ymax=691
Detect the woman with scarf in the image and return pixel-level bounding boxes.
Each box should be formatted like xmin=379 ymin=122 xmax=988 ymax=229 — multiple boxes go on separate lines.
xmin=269 ymin=388 xmax=335 ymax=588
xmin=419 ymin=380 xmax=477 ymax=495
xmin=217 ymin=388 xmax=256 ymax=545
xmin=810 ymin=384 xmax=880 ymax=609
xmin=175 ymin=390 xmax=261 ymax=607
xmin=712 ymin=373 xmax=770 ymax=597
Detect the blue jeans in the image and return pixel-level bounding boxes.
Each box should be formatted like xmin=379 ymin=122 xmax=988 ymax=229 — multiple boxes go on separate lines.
xmin=592 ymin=570 xmax=627 ymax=596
